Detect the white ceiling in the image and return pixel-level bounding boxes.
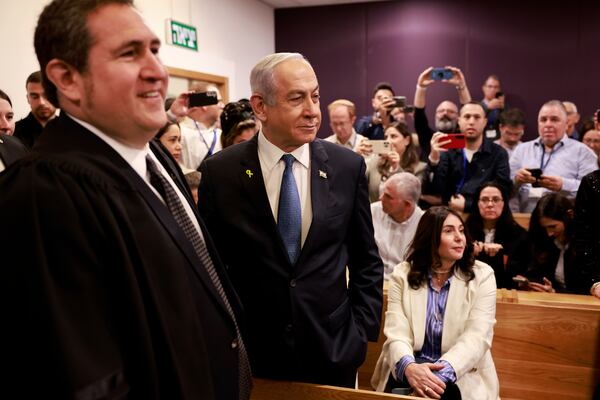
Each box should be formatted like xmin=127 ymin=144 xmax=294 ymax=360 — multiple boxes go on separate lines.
xmin=259 ymin=0 xmax=384 ymax=9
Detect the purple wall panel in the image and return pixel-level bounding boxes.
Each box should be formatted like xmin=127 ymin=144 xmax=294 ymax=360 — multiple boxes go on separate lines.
xmin=275 ymin=1 xmax=600 ymax=139
xmin=275 ymin=3 xmax=369 ymax=138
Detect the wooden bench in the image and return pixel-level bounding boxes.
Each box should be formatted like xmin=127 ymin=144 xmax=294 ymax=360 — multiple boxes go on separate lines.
xmin=357 ymin=285 xmax=600 ymax=400
xmin=251 ymin=378 xmax=424 ymax=399
xmin=493 ymin=289 xmax=600 ymax=400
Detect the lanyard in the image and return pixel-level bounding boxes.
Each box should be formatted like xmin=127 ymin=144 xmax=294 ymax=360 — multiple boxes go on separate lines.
xmin=193 ymin=121 xmax=218 ymax=156
xmin=539 ymin=140 xmax=563 ymax=171
xmin=455 ymin=149 xmax=468 ymax=194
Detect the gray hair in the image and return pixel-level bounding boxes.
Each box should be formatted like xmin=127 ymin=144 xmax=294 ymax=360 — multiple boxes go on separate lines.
xmin=385 ymin=172 xmax=421 ymax=203
xmin=250 ymin=52 xmax=307 ymax=106
xmin=541 ymin=100 xmax=568 ymax=119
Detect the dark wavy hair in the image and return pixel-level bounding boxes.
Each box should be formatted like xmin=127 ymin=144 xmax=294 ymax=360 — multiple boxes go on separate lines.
xmin=155 ymin=120 xmax=179 ymax=139
xmin=465 ymin=181 xmax=519 ymax=240
xmin=220 ymin=100 xmax=256 ymax=148
xmin=529 ymin=193 xmax=574 ymax=255
xmin=0 ymin=89 xmax=12 ymax=106
xmin=406 ymin=206 xmax=475 ymax=289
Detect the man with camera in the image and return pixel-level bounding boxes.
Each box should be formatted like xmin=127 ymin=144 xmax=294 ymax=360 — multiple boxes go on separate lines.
xmin=510 ymin=100 xmax=597 ymax=212
xmin=169 ymin=83 xmax=224 ymax=170
xmin=413 ymin=66 xmax=472 ymax=160
xmin=355 ymin=82 xmax=398 ymax=140
xmin=427 ymin=102 xmax=511 ymax=213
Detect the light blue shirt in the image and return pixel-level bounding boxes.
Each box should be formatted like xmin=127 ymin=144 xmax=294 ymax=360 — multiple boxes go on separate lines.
xmin=509 ymin=135 xmax=597 ymax=212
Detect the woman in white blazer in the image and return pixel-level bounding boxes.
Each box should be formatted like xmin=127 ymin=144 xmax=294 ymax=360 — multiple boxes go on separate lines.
xmin=371 ymin=206 xmax=499 ymax=400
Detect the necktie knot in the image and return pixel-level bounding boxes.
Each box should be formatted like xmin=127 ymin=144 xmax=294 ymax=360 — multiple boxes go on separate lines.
xmin=282 ymin=153 xmax=295 ymax=168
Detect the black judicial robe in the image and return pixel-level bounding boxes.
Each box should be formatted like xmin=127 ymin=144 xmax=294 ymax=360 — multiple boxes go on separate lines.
xmin=0 ymin=114 xmax=243 ymax=399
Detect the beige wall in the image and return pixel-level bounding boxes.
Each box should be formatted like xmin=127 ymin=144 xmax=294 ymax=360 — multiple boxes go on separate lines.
xmin=0 ymin=0 xmax=274 ymax=120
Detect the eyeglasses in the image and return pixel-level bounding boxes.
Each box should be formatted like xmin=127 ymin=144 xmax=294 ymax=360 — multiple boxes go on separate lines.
xmin=479 ymin=197 xmax=503 ymax=205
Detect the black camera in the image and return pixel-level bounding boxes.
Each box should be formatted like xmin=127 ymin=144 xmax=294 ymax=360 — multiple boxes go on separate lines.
xmin=188 ymin=91 xmax=218 ymax=108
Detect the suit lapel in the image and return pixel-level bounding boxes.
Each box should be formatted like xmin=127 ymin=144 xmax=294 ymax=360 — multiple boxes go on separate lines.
xmin=410 ymin=284 xmax=428 ymax=350
xmin=239 ymin=136 xmax=275 ymax=223
xmin=127 ymin=168 xmax=233 ymax=317
xmin=442 ymin=272 xmax=468 ymax=351
xmin=42 ymin=115 xmax=232 ymax=318
xmin=239 ymin=136 xmax=292 ymax=273
xmin=296 ymin=140 xmax=329 ymax=266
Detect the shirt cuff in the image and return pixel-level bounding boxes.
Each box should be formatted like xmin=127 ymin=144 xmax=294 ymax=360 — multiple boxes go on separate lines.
xmin=560 ymin=177 xmax=580 ymax=194
xmin=395 ymin=355 xmax=416 ymax=381
xmin=434 ymin=360 xmax=457 ymax=383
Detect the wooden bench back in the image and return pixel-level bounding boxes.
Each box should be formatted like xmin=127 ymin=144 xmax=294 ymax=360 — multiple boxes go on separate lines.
xmin=358 ymin=287 xmax=600 ymax=400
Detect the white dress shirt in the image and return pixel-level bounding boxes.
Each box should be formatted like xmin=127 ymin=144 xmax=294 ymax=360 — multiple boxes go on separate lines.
xmin=69 ymin=113 xmax=203 ymax=239
xmin=180 ymin=118 xmax=223 ymax=170
xmin=324 ymin=129 xmax=365 ymax=152
xmin=370 ymin=201 xmax=424 ymax=279
xmin=554 ymin=239 xmax=567 ymax=290
xmin=257 ymin=131 xmax=312 ymax=247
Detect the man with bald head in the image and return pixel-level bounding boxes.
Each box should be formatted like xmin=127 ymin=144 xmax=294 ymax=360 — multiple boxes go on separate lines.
xmin=563 ymin=101 xmax=581 ymax=139
xmin=510 ymin=100 xmax=597 ymax=212
xmin=198 ymin=53 xmax=383 ymax=387
xmin=413 ymin=66 xmax=472 ymax=160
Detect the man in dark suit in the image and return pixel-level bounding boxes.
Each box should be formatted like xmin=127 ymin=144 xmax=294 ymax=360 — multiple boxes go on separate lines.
xmin=13 ymin=71 xmax=57 ymax=149
xmin=0 ymin=1 xmax=249 ymax=399
xmin=198 ymin=53 xmax=383 ymax=387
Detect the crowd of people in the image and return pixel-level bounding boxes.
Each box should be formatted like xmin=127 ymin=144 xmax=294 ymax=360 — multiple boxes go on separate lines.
xmin=1 ymin=0 xmax=599 ymax=399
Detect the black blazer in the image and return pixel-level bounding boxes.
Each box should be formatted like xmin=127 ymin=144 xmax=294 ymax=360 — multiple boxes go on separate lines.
xmin=0 ymin=133 xmax=27 ymax=170
xmin=0 ymin=114 xmax=243 ymax=399
xmin=467 ymin=220 xmax=530 ymax=289
xmin=198 ymin=135 xmax=383 ymax=387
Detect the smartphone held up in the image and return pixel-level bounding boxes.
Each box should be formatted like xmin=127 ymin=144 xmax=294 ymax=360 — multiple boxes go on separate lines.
xmin=188 ymin=91 xmax=219 ymax=108
xmin=431 ymin=68 xmax=453 ymax=81
xmin=440 ymin=134 xmax=466 ymax=150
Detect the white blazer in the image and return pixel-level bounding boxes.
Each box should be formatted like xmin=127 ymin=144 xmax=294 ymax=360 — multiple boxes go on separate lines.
xmin=371 ymin=260 xmax=500 ymax=400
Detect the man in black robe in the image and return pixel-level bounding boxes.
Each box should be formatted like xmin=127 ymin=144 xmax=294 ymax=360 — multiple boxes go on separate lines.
xmin=0 ymin=0 xmax=249 ymax=399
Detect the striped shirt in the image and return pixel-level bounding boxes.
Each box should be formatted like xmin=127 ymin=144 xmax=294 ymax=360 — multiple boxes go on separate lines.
xmin=395 ymin=275 xmax=457 ymax=383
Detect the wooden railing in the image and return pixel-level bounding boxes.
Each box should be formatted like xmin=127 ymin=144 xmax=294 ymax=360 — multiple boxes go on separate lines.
xmin=251 ymin=378 xmax=423 ymax=399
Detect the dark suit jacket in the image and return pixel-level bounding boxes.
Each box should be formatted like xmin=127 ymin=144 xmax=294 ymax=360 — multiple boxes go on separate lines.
xmin=198 ymin=135 xmax=383 ymax=387
xmin=574 ymin=170 xmax=600 ymax=292
xmin=0 ymin=133 xmax=27 ymax=170
xmin=14 ymin=111 xmax=44 ymax=149
xmin=0 ymin=114 xmax=243 ymax=399
xmin=467 ymin=220 xmax=530 ymax=289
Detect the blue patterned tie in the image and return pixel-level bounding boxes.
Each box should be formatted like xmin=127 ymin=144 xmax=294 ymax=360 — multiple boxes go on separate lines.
xmin=278 ymin=154 xmax=301 ymax=265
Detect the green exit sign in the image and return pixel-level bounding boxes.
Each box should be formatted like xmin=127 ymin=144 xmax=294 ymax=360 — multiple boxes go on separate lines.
xmin=165 ymin=19 xmax=198 ymax=51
